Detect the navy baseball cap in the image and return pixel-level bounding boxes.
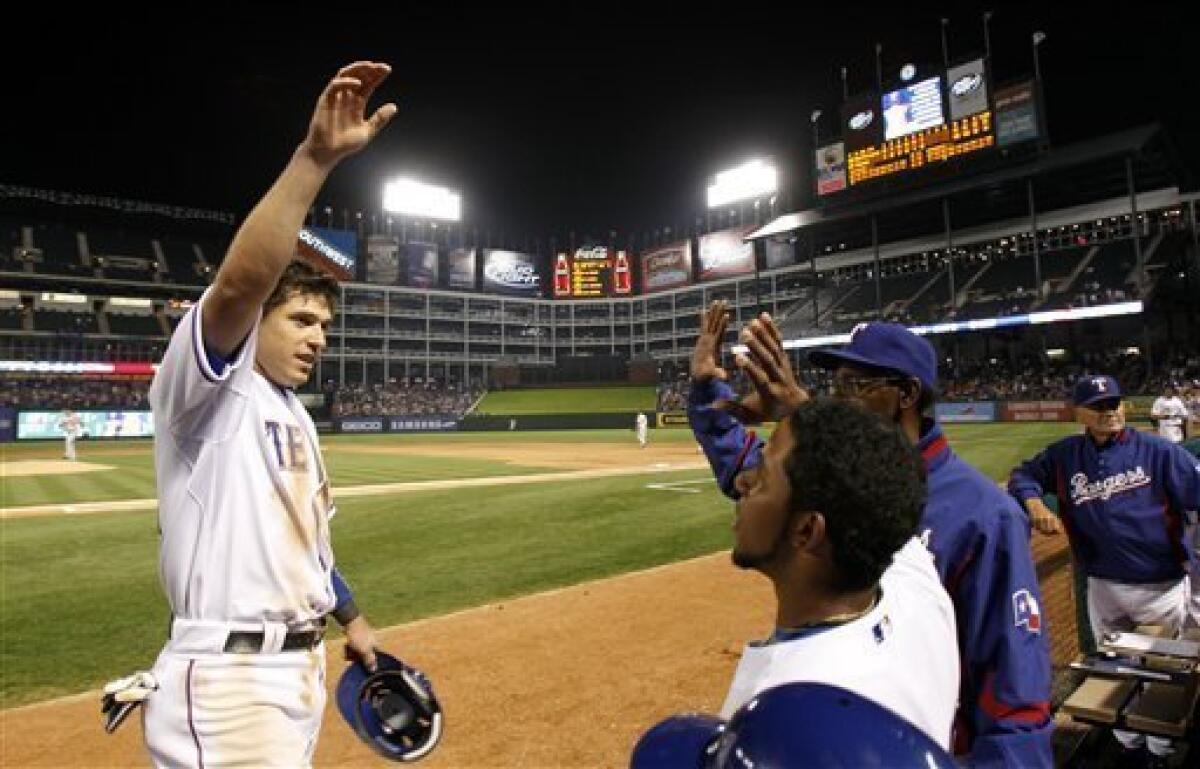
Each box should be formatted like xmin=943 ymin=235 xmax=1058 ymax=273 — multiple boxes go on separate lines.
xmin=808 ymin=322 xmax=938 ymax=392
xmin=1072 ymin=375 xmax=1121 ymax=406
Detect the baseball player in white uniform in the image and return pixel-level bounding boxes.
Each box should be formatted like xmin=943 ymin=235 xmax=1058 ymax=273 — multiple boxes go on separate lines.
xmin=635 ymin=411 xmax=648 ymax=448
xmin=118 ymin=62 xmax=398 ymax=768
xmin=1151 ymin=384 xmax=1190 ymax=443
xmin=719 ymin=398 xmax=959 ymax=749
xmin=58 ymin=409 xmax=81 ymax=460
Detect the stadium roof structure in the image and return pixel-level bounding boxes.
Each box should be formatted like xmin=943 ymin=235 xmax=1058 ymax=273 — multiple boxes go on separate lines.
xmin=747 ymin=124 xmax=1195 ymax=249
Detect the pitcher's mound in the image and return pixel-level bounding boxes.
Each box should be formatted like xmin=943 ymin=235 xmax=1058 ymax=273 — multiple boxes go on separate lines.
xmin=0 ymin=460 xmax=116 ymax=478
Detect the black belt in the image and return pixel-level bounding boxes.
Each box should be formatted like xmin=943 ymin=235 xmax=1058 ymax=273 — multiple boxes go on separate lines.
xmin=223 ymin=626 xmax=325 ymax=654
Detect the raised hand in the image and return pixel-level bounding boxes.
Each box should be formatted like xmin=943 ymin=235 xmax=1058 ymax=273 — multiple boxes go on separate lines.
xmin=720 ymin=313 xmax=808 ymax=422
xmin=303 ymin=61 xmax=398 ymax=168
xmin=691 ymin=300 xmax=731 ymax=382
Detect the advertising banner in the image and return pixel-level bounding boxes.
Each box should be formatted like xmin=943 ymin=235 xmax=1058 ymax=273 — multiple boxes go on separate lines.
xmin=18 ymin=410 xmax=155 ymax=439
xmin=815 ymin=141 xmax=848 ymax=196
xmin=947 ymin=59 xmax=988 ymax=120
xmin=640 ymin=241 xmax=693 ymax=294
xmin=698 ymin=226 xmax=756 ymax=281
xmin=297 ymin=226 xmax=357 ymax=281
xmin=995 ymin=81 xmax=1040 ymax=147
xmin=0 ymin=406 xmax=15 ymax=442
xmin=482 ymin=249 xmax=541 ymax=297
xmin=935 ymin=401 xmax=997 ymax=423
xmin=366 ymin=235 xmax=400 ymax=285
xmin=447 ymin=247 xmax=477 ymax=290
xmin=387 ymin=416 xmax=459 ymax=432
xmin=401 ymin=242 xmax=439 ymax=288
xmin=764 ymin=237 xmax=795 ymax=269
xmin=842 ymin=91 xmax=883 ymax=152
xmin=337 ymin=418 xmax=385 ymax=433
xmin=1001 ymin=400 xmax=1073 ymax=422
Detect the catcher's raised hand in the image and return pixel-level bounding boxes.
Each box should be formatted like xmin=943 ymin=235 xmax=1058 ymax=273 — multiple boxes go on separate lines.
xmin=303 ymin=61 xmax=398 ymax=168
xmin=690 ymin=300 xmax=731 ymax=382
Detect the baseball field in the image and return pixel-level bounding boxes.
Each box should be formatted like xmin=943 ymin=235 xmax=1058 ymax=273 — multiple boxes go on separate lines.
xmin=0 ymin=422 xmax=1082 ymax=767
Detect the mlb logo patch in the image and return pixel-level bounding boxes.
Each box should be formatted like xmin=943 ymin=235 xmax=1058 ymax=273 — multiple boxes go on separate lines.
xmin=872 ymin=614 xmax=892 ymax=644
xmin=1012 ymin=589 xmax=1041 ymax=633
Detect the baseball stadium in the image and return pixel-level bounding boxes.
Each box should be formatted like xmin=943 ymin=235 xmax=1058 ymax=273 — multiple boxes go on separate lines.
xmin=3 ymin=8 xmax=1200 ymax=769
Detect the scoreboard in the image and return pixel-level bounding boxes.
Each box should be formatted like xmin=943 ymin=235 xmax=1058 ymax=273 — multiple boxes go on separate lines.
xmin=818 ymin=58 xmax=1038 ymax=197
xmin=553 ymin=247 xmax=633 ymax=298
xmin=847 ymin=111 xmax=994 ymax=185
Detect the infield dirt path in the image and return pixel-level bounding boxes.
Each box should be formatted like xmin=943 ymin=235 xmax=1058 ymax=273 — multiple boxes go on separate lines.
xmin=0 ymin=552 xmax=771 ymax=768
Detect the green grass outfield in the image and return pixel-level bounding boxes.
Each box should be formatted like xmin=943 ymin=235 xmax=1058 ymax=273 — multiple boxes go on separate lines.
xmin=473 ymin=386 xmax=656 ymax=414
xmin=0 ymin=422 xmax=1077 ymax=707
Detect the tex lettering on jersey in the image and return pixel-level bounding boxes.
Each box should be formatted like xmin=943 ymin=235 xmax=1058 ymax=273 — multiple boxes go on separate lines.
xmin=264 ymin=421 xmax=311 ymax=472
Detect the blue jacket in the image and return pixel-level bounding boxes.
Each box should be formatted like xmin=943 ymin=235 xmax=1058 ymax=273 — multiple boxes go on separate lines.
xmin=689 ymin=379 xmax=1054 ymax=768
xmin=1008 ymin=427 xmax=1200 ymax=583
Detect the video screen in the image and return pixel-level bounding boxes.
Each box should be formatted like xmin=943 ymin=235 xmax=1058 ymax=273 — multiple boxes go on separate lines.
xmin=882 ymin=77 xmax=945 ymax=141
xmin=18 ymin=410 xmax=155 ymax=440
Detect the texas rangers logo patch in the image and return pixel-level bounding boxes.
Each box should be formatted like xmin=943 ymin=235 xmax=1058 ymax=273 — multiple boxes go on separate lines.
xmin=1012 ymin=589 xmax=1041 ymax=633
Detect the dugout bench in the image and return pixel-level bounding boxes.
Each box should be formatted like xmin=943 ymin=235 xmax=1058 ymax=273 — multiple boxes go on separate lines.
xmin=1059 ymin=626 xmax=1200 ymax=765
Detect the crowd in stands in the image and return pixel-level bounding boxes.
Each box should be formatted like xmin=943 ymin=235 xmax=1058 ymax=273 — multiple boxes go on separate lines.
xmin=656 ymin=347 xmax=1200 ymax=411
xmin=0 ymin=377 xmax=151 ymax=409
xmin=330 ymin=377 xmax=483 ymax=417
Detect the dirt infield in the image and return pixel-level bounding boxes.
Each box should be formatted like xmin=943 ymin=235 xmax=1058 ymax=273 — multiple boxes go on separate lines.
xmin=0 ymin=515 xmax=1081 ymax=768
xmin=0 ymin=552 xmax=771 ymax=768
xmin=0 ymin=460 xmax=115 ymax=478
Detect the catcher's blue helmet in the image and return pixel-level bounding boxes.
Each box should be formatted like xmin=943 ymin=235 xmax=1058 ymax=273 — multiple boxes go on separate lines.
xmin=631 ymin=682 xmax=955 ymax=769
xmin=336 ymin=651 xmax=443 ymax=763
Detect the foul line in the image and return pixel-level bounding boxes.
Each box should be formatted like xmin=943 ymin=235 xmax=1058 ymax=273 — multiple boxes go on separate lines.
xmin=0 ymin=462 xmax=708 ymax=519
xmin=645 ymin=478 xmax=715 ymax=494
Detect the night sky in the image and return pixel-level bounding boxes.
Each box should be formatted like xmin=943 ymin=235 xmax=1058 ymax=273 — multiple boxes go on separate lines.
xmin=4 ymin=2 xmax=1197 ymax=242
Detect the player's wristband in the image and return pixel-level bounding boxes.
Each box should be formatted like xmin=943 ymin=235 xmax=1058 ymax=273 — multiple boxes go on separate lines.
xmin=330 ymin=568 xmax=359 ymax=625
xmin=332 ymin=600 xmax=361 ymax=626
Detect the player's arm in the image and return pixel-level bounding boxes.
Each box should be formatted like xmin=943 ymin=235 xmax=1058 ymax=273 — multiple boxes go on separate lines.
xmin=1007 ymin=448 xmax=1061 ymax=535
xmin=332 ymin=567 xmax=379 ymax=671
xmin=688 ymin=301 xmax=763 ymax=498
xmin=1159 ymin=445 xmax=1200 ymax=626
xmin=204 ymin=62 xmax=397 ymax=357
xmin=961 ymin=509 xmax=1054 ymax=768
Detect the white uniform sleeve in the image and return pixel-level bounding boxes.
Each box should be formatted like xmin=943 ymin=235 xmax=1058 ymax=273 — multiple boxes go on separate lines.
xmin=1152 ymin=398 xmax=1167 ymax=418
xmin=148 ymin=292 xmax=259 ymax=438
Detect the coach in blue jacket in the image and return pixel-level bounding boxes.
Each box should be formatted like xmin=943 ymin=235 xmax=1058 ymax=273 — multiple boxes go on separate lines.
xmin=688 ymin=304 xmax=1053 ymax=768
xmin=1009 ymin=374 xmax=1200 ymax=766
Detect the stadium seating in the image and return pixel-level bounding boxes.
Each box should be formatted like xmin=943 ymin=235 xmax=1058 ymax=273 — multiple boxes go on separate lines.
xmin=106 ymin=314 xmax=164 ymax=337
xmin=33 ymin=309 xmax=97 ymax=334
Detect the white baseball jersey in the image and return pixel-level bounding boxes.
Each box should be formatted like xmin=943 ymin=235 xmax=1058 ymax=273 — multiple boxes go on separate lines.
xmin=59 ymin=412 xmax=81 ymax=437
xmin=148 ymin=295 xmax=336 ymax=624
xmin=636 ymin=413 xmax=648 ymax=435
xmin=144 ymin=295 xmax=336 ymax=768
xmin=720 ymin=537 xmax=959 ymax=750
xmin=1151 ymin=396 xmax=1189 ymax=443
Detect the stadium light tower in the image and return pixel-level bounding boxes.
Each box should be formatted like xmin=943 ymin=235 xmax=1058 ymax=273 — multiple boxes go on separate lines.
xmin=707 ymin=159 xmax=778 ymax=209
xmin=383 ymin=178 xmax=462 ymax=222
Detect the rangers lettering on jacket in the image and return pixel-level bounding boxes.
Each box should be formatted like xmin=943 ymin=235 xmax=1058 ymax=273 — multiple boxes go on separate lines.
xmin=1070 ymin=466 xmax=1151 ymax=504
